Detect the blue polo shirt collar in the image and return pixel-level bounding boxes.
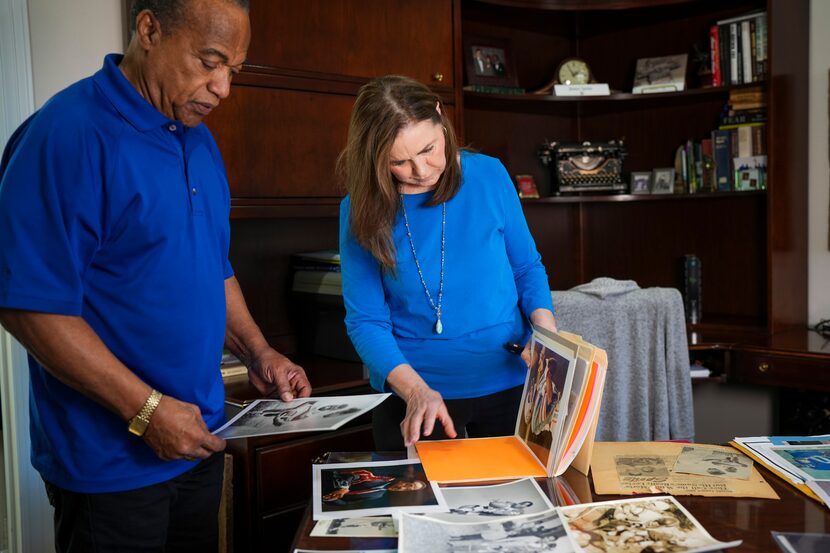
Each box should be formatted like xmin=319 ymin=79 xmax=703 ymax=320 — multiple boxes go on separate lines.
xmin=93 ymin=53 xmax=177 ymax=133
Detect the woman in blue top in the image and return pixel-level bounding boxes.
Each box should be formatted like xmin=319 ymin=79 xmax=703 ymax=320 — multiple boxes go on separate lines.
xmin=338 ymin=75 xmax=557 ymax=450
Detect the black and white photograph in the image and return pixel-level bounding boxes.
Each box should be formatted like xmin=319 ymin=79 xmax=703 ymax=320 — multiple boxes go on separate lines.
xmin=559 ymin=496 xmax=742 ymax=553
xmin=424 ymin=478 xmax=555 ymax=523
xmin=310 ymin=516 xmax=397 ymax=538
xmin=214 ymin=393 xmax=389 ymax=439
xmin=313 ymin=459 xmax=448 ymax=520
xmin=672 ymin=446 xmax=753 ymax=480
xmin=651 ymin=168 xmax=676 ymax=194
xmin=629 ymin=172 xmax=652 ymax=195
xmin=632 ymin=53 xmax=688 ymax=93
xmin=398 ymin=509 xmax=572 ymax=553
xmin=614 ymin=456 xmax=671 ymax=481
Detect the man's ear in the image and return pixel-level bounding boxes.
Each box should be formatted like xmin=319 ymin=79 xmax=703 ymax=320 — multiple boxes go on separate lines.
xmin=134 ymin=9 xmax=164 ymax=50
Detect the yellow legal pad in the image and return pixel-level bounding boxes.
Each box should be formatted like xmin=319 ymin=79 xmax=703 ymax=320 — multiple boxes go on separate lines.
xmin=415 ymin=436 xmax=547 ymax=482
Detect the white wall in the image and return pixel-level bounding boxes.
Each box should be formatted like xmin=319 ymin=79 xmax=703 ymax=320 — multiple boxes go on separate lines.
xmin=809 ymin=0 xmax=830 ymax=325
xmin=27 ymin=0 xmax=124 ymax=107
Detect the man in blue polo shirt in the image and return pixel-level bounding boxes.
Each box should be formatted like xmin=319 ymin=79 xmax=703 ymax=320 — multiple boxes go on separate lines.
xmin=0 ymin=0 xmax=311 ymax=550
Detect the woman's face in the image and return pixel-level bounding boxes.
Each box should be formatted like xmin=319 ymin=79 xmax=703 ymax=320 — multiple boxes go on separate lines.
xmin=388 ymin=119 xmax=446 ymax=193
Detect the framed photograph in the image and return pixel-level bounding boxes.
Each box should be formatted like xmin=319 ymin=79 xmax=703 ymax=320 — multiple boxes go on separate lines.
xmin=515 ymin=174 xmax=540 ymax=199
xmin=651 ymin=168 xmax=676 ymax=194
xmin=629 ymin=171 xmax=652 ymax=195
xmin=632 ymin=53 xmax=688 ymax=94
xmin=463 ymin=35 xmax=519 ymax=88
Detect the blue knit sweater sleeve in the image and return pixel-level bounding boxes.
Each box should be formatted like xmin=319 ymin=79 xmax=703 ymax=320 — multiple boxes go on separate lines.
xmin=339 ymin=197 xmax=408 ymax=392
xmin=489 ymin=158 xmax=554 ymax=316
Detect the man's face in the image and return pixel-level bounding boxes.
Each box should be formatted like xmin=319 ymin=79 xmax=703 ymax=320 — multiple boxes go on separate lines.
xmin=147 ymin=0 xmax=250 ymax=127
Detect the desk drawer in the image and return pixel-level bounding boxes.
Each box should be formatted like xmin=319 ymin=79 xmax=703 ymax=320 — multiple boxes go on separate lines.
xmin=730 ymin=351 xmax=830 ymax=391
xmin=256 ymin=423 xmax=374 ymax=513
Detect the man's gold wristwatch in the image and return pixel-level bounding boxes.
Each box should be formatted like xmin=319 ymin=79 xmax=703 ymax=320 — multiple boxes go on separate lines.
xmin=128 ymin=389 xmax=163 ymax=437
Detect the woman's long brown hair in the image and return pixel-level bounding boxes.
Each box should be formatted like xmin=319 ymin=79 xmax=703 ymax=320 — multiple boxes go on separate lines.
xmin=337 ymin=75 xmax=461 ymax=272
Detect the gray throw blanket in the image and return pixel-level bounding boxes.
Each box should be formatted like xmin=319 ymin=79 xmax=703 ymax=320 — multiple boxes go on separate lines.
xmin=552 ymin=278 xmax=695 ymax=442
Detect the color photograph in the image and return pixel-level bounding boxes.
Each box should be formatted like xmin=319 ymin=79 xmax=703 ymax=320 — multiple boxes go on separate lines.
xmin=214 ymin=394 xmax=389 ymax=439
xmin=768 ymin=445 xmax=830 ymax=480
xmin=398 ymin=509 xmax=571 ymax=553
xmin=313 ymin=459 xmax=448 ymax=520
xmin=423 ymin=478 xmax=555 ymax=523
xmin=516 ymin=334 xmax=574 ymax=469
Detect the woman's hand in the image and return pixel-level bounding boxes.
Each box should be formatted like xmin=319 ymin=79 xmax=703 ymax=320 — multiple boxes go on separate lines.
xmin=401 ymin=383 xmax=457 ymax=446
xmin=522 ymin=308 xmax=558 ymax=366
xmin=386 ymin=364 xmax=457 ymax=446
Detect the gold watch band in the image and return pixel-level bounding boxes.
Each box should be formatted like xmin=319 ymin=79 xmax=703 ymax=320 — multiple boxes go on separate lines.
xmin=128 ymin=389 xmax=163 ymax=437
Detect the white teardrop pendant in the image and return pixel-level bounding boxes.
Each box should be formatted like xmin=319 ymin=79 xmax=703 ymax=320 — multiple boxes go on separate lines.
xmin=434 ymin=317 xmax=443 ymax=335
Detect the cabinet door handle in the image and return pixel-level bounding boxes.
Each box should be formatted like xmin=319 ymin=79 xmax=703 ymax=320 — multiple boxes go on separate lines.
xmin=758 ymin=362 xmax=770 ymax=373
xmin=432 ymin=72 xmax=444 ymax=82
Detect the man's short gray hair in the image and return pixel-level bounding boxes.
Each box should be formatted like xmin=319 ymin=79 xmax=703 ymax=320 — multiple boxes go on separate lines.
xmin=129 ymin=0 xmax=250 ymax=34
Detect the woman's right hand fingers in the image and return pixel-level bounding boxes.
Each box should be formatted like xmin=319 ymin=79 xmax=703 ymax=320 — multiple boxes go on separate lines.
xmin=402 ymin=387 xmax=456 ymax=446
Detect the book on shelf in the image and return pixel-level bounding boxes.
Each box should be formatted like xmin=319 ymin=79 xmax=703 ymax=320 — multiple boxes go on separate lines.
xmin=292 ymin=270 xmax=343 ymax=296
xmin=711 ymin=11 xmax=767 ymax=86
xmin=734 ymin=155 xmax=767 ymax=191
xmin=415 ymin=327 xmax=608 ymax=482
xmin=712 ymin=129 xmax=733 ymax=191
xmin=291 ymin=249 xmax=341 ymax=272
xmin=730 ymin=434 xmax=830 ymax=507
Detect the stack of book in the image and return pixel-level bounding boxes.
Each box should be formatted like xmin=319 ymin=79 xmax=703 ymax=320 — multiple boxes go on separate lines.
xmin=710 ymin=10 xmax=768 ymax=87
xmin=716 ymin=86 xmax=767 ymax=191
xmin=291 ymin=249 xmax=342 ymax=296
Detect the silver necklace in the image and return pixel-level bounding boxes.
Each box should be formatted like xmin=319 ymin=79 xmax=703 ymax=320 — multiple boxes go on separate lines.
xmin=400 ymin=198 xmax=445 ymax=335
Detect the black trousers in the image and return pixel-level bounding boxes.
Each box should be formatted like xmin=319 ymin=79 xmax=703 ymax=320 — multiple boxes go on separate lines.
xmin=373 ymin=385 xmax=524 ymax=451
xmin=44 ymin=452 xmax=224 ymax=553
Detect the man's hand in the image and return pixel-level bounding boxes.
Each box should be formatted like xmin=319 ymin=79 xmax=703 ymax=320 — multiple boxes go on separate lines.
xmin=400 ymin=384 xmax=457 ymax=447
xmin=142 ymin=395 xmax=226 ymax=461
xmin=248 ymin=347 xmax=311 ymax=401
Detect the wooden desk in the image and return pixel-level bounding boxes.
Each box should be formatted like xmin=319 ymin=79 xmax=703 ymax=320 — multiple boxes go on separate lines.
xmin=290 ymin=464 xmax=830 ymax=552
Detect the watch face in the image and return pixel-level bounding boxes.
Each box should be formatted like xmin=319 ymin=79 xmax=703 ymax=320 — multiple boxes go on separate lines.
xmin=559 ymin=59 xmax=591 ymax=85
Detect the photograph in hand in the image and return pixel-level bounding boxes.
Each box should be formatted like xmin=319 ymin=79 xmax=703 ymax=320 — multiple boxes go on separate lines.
xmin=213 ymin=394 xmax=389 ymax=439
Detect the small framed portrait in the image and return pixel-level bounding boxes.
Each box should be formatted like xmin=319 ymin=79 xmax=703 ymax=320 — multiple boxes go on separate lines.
xmin=463 ymin=35 xmax=519 ymax=88
xmin=629 ymin=172 xmax=652 ymax=195
xmin=651 ymin=168 xmax=676 ymax=194
xmin=515 ymin=174 xmax=540 ymax=199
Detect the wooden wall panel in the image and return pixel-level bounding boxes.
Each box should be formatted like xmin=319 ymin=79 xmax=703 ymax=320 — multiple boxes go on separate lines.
xmin=229 ymin=217 xmax=341 ymax=351
xmin=207 ymin=87 xmax=354 ymax=198
xmin=247 ymin=0 xmax=455 ymax=88
xmin=524 ymin=203 xmax=581 ymax=290
xmin=581 ymin=196 xmax=767 ymax=324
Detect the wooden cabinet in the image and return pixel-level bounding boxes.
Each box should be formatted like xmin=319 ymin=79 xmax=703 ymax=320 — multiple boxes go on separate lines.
xmin=458 ymin=0 xmax=808 ymax=334
xmin=205 ymin=0 xmax=459 ymax=204
xmin=228 ymin=422 xmax=374 ymax=553
xmin=247 ymin=0 xmax=455 ymax=88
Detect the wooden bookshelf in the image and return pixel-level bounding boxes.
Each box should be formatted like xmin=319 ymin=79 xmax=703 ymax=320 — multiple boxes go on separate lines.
xmin=459 ymin=0 xmax=807 ymax=335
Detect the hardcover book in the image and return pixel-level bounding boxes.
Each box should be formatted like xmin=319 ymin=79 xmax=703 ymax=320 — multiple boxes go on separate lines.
xmin=415 ymin=327 xmax=607 ymax=481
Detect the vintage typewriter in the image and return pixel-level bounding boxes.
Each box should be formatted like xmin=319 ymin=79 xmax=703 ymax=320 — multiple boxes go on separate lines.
xmin=538 ymin=139 xmax=627 ymax=195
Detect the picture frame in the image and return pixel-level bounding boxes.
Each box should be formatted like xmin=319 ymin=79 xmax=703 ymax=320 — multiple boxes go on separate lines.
xmin=632 ymin=53 xmax=688 ymax=94
xmin=651 ymin=168 xmax=676 ymax=194
xmin=463 ymin=35 xmax=519 ymax=88
xmin=629 ymin=172 xmax=652 ymax=195
xmin=515 ymin=174 xmax=540 ymax=199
